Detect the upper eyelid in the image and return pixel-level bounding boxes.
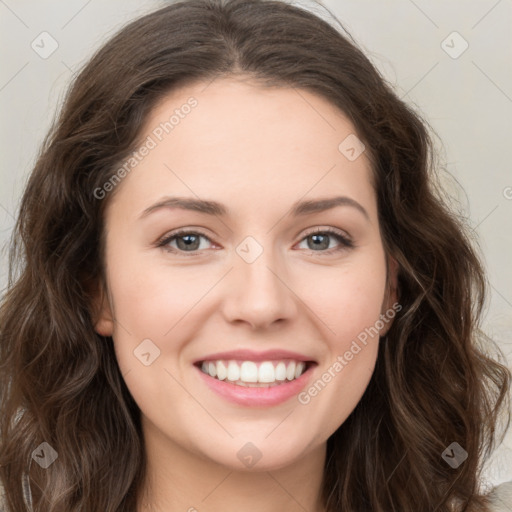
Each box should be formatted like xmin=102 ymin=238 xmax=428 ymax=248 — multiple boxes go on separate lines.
xmin=301 ymin=226 xmax=351 ymax=239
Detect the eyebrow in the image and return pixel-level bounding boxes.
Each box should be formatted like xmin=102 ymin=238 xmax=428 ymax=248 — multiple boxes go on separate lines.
xmin=140 ymin=195 xmax=370 ymax=221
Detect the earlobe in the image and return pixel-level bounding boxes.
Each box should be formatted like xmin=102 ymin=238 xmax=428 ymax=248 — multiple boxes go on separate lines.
xmin=90 ymin=281 xmax=114 ymax=337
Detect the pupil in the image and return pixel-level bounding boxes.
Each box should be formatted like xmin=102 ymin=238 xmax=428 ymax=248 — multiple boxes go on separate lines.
xmin=178 ymin=234 xmax=199 ymax=251
xmin=309 ymin=233 xmax=328 ymax=250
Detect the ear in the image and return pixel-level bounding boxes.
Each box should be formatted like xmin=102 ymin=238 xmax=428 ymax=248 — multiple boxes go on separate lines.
xmin=379 ymin=254 xmax=400 ymax=337
xmin=89 ymin=279 xmax=114 ymax=337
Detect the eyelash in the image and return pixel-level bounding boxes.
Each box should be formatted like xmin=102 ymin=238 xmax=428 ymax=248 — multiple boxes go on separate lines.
xmin=156 ymin=227 xmax=355 ymax=256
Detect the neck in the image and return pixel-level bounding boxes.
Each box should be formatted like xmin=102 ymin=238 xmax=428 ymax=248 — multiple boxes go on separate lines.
xmin=137 ymin=418 xmax=327 ymax=512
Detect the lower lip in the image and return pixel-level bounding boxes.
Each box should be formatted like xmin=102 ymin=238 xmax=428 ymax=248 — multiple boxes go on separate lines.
xmin=195 ymin=364 xmax=315 ymax=407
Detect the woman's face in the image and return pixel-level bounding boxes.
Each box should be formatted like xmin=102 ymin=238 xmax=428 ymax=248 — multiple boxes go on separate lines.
xmin=94 ymin=77 xmax=397 ymax=471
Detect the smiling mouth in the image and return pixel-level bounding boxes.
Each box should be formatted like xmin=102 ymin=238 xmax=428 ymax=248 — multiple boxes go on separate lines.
xmin=195 ymin=359 xmax=315 ymax=387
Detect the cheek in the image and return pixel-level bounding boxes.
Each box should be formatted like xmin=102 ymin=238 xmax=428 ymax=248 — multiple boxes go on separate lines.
xmin=293 ymin=254 xmax=387 ymax=435
xmin=105 ymin=249 xmax=231 ymax=387
xmin=108 ymin=253 xmax=212 ymax=336
xmin=105 ymin=258 xmax=207 ymax=426
xmin=296 ymin=251 xmax=388 ymax=344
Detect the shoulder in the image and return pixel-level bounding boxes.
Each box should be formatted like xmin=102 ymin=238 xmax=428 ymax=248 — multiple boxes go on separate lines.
xmin=486 ymin=480 xmax=512 ymax=512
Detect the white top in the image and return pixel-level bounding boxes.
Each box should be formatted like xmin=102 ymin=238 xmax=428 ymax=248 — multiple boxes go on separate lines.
xmin=486 ymin=480 xmax=512 ymax=511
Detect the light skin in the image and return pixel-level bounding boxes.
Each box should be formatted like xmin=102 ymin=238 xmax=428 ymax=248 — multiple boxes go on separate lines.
xmin=93 ymin=76 xmax=398 ymax=512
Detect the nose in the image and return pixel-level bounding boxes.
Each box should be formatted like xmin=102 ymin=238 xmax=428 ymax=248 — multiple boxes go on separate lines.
xmin=220 ymin=241 xmax=298 ymax=331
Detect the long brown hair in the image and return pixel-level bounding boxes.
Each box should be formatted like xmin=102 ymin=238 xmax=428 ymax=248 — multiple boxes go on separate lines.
xmin=1 ymin=0 xmax=510 ymax=510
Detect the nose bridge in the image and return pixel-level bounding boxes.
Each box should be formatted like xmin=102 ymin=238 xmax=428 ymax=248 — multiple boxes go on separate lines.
xmin=222 ymin=234 xmax=296 ymax=327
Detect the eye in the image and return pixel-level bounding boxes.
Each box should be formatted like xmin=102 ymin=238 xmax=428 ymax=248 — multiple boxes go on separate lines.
xmin=296 ymin=228 xmax=354 ymax=254
xmin=156 ymin=227 xmax=354 ymax=255
xmin=157 ymin=229 xmax=215 ymax=253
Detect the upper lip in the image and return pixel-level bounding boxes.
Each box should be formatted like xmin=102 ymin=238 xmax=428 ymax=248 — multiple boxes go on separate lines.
xmin=194 ymin=349 xmax=317 ymax=364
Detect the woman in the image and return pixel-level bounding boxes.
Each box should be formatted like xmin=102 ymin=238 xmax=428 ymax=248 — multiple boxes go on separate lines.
xmin=0 ymin=0 xmax=510 ymax=510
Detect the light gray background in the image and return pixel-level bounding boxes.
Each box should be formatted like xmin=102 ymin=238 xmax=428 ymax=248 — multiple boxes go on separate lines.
xmin=1 ymin=0 xmax=511 ymax=490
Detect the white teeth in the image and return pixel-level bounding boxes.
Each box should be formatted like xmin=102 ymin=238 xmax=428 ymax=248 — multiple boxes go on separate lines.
xmin=275 ymin=362 xmax=287 ymax=381
xmin=199 ymin=359 xmax=309 ymax=385
xmin=216 ymin=361 xmax=227 ymax=381
xmin=295 ymin=362 xmax=305 ymax=379
xmin=286 ymin=361 xmax=296 ymax=381
xmin=227 ymin=361 xmax=240 ymax=381
xmin=240 ymin=361 xmax=258 ymax=382
xmin=258 ymin=362 xmax=275 ymax=383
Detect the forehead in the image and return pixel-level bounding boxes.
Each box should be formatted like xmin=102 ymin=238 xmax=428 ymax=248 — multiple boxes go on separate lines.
xmin=110 ymin=76 xmax=376 ymax=221
xmin=141 ymin=76 xmax=368 ymax=164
